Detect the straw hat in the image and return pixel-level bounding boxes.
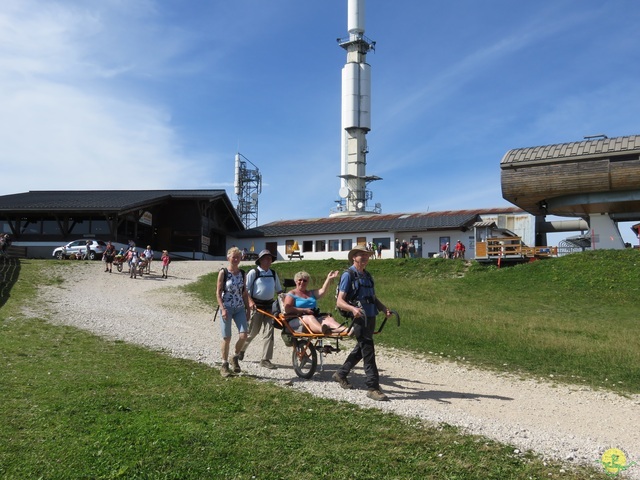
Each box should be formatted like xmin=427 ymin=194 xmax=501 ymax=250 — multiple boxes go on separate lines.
xmin=348 ymin=245 xmax=373 ymax=263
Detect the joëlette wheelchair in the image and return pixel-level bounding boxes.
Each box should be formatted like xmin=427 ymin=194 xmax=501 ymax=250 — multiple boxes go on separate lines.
xmin=255 ymin=279 xmax=400 ymax=379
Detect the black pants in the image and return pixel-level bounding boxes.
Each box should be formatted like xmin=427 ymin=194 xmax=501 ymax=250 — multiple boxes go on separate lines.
xmin=337 ymin=316 xmax=379 ymax=390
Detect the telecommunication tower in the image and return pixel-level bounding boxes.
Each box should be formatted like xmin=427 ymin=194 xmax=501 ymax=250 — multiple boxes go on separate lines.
xmin=331 ymin=0 xmax=382 ymax=216
xmin=234 ymin=153 xmax=262 ymax=228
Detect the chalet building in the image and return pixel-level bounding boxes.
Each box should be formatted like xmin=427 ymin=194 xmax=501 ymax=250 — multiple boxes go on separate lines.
xmin=0 ymin=190 xmax=243 ymax=259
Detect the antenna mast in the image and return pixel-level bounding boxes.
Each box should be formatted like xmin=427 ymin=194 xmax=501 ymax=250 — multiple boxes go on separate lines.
xmin=331 ymin=0 xmax=382 ymax=216
xmin=234 ymin=153 xmax=262 ymax=228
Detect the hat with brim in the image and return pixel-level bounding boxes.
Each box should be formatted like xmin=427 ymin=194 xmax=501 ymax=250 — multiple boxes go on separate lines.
xmin=255 ymin=249 xmax=277 ymax=265
xmin=348 ymin=245 xmax=373 ymax=263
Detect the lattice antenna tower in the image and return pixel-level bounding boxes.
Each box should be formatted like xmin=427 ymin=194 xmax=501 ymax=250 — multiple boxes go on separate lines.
xmin=234 ymin=153 xmax=262 ymax=229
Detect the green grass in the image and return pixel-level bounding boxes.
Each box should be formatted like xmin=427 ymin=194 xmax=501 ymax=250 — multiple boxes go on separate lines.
xmin=185 ymin=251 xmax=640 ymax=394
xmin=0 ymin=254 xmax=633 ymax=479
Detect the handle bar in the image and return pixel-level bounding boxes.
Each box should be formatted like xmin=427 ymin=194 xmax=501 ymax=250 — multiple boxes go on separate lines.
xmin=375 ymin=310 xmax=400 ymax=334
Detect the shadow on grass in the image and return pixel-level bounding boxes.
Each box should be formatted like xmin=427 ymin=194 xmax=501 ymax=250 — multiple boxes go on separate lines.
xmin=0 ymin=256 xmax=21 ymax=309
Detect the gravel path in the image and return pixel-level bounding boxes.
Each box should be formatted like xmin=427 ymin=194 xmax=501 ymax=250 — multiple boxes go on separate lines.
xmin=36 ymin=261 xmax=640 ymax=478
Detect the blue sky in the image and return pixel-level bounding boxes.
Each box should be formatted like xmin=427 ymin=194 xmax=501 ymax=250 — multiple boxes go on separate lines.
xmin=1 ymin=1 xmax=639 ymax=244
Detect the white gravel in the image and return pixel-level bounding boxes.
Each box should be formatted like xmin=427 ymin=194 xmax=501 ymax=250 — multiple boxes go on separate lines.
xmin=35 ymin=260 xmax=640 ymax=478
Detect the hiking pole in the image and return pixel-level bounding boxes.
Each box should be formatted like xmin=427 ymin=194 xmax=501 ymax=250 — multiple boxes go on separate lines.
xmin=213 ymin=305 xmax=219 ymax=323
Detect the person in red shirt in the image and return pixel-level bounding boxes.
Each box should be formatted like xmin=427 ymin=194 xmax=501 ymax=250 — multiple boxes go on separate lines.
xmin=441 ymin=242 xmax=450 ymax=259
xmin=454 ymin=240 xmax=466 ymax=259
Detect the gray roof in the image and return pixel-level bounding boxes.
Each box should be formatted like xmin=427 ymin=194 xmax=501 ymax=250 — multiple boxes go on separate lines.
xmin=473 ymin=221 xmax=498 ymax=228
xmin=233 ymin=208 xmax=523 ymax=238
xmin=0 ymin=190 xmax=228 ymax=213
xmin=501 ymin=134 xmax=640 ymax=167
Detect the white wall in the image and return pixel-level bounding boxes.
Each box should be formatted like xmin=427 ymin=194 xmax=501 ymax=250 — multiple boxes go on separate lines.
xmin=230 ymin=229 xmax=477 ymax=261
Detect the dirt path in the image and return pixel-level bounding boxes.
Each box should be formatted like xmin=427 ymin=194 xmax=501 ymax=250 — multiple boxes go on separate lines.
xmin=36 ymin=261 xmax=640 ymax=478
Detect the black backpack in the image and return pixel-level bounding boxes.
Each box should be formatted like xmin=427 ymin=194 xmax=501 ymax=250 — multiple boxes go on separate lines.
xmin=247 ymin=267 xmax=277 ymax=296
xmin=221 ymin=268 xmax=246 ymax=291
xmin=335 ymin=269 xmax=374 ymax=319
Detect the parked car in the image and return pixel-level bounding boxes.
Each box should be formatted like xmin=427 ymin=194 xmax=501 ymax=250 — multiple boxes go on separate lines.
xmin=52 ymin=240 xmax=107 ymax=260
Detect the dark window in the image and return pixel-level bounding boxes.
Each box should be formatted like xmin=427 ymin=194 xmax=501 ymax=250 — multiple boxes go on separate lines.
xmin=372 ymin=237 xmax=391 ymax=250
xmin=42 ymin=220 xmax=61 ymax=235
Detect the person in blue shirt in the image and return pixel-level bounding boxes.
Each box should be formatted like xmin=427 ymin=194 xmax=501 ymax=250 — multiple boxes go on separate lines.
xmin=282 ymin=270 xmax=346 ymax=335
xmin=334 ymin=245 xmax=393 ymax=401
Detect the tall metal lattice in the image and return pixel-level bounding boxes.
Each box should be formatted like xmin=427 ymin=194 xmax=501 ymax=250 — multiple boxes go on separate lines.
xmin=234 ymin=153 xmax=262 ymax=229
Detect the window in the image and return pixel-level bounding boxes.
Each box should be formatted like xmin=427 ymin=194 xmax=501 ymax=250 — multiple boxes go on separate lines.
xmin=42 ymin=220 xmax=61 ymax=235
xmin=356 ymin=236 xmax=366 ymax=246
xmin=341 ymin=239 xmax=352 ymax=251
xmin=328 ymin=239 xmax=340 ymax=251
xmin=91 ymin=219 xmax=109 ymax=235
xmin=372 ymin=237 xmax=391 ymax=250
xmin=70 ymin=218 xmax=90 ymax=235
xmin=20 ymin=218 xmax=40 ymax=235
xmin=315 ymin=240 xmax=326 ymax=252
xmin=285 ymin=240 xmax=295 ymax=254
xmin=302 ymin=240 xmax=313 ymax=253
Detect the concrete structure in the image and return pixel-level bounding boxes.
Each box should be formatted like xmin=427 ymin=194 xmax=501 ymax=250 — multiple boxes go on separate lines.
xmin=332 ymin=0 xmax=381 ymax=216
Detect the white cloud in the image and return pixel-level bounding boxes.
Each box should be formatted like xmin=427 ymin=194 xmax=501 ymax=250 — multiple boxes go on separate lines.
xmin=0 ymin=0 xmax=215 ymax=194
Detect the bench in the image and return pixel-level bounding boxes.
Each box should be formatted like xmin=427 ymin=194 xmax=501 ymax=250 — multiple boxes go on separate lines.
xmin=287 ymin=251 xmax=304 ymax=260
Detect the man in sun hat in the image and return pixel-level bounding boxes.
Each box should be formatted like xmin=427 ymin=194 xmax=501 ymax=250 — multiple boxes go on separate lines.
xmin=238 ymin=249 xmax=282 ymax=369
xmin=333 ymin=245 xmax=393 ymax=401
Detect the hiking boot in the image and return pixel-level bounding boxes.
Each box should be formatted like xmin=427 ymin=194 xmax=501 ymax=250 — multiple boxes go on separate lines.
xmin=332 ymin=372 xmax=353 ymax=390
xmin=231 ymin=355 xmax=241 ymax=373
xmin=220 ymin=362 xmax=233 ymax=377
xmin=366 ymin=389 xmax=388 ymax=401
xmin=238 ymin=351 xmax=245 ymax=361
xmin=260 ymin=359 xmax=277 ymax=370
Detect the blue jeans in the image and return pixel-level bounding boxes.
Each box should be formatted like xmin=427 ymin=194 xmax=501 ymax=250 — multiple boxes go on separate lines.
xmin=337 ymin=316 xmax=379 ymax=390
xmin=219 ymin=305 xmax=248 ymax=338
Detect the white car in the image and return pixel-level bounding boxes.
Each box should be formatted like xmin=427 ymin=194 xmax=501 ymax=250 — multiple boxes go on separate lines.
xmin=52 ymin=240 xmax=107 ymax=260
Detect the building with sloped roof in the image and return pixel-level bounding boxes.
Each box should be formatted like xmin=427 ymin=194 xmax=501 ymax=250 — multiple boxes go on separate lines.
xmin=228 ymin=207 xmax=533 ymax=261
xmin=0 ymin=189 xmax=545 ymax=261
xmin=0 ymin=190 xmax=243 ymax=258
xmin=501 ymin=134 xmax=640 ymax=249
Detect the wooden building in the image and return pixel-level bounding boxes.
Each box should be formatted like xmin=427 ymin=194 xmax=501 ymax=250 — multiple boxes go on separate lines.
xmin=0 ymin=190 xmax=244 ymax=258
xmin=501 ymin=134 xmax=640 ymax=249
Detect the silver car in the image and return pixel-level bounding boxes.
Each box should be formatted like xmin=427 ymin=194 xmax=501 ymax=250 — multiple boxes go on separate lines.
xmin=52 ymin=240 xmax=107 ymax=260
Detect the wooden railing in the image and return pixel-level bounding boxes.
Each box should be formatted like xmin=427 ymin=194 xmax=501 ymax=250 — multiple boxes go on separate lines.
xmin=477 ymin=237 xmax=557 ymax=260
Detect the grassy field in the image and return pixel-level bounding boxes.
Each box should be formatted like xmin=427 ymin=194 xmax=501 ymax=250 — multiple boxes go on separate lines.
xmin=186 ymin=249 xmax=640 ymax=394
xmin=2 ymin=252 xmax=636 ymax=479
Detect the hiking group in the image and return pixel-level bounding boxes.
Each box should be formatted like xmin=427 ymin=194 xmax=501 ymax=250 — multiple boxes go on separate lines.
xmin=216 ymin=245 xmax=394 ymax=401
